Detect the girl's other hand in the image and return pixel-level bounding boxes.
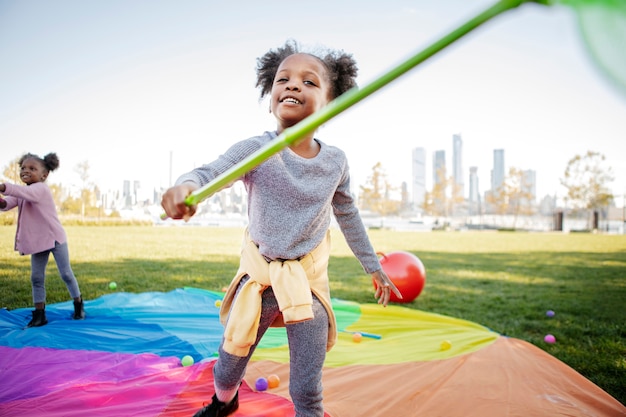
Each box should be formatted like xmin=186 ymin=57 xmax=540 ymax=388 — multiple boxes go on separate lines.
xmin=372 ymin=269 xmax=402 ymax=307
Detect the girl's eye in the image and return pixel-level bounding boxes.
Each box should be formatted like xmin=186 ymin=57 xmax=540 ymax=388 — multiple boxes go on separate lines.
xmin=275 ymin=78 xmax=287 ymax=83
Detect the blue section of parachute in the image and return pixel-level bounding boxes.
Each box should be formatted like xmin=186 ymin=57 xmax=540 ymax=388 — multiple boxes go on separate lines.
xmin=0 ymin=288 xmax=225 ymax=362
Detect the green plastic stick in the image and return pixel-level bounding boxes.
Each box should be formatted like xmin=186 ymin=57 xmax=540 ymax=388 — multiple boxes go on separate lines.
xmin=175 ymin=0 xmax=538 ymax=210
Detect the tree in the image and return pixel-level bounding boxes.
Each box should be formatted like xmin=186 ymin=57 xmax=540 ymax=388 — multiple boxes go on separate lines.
xmin=0 ymin=157 xmax=21 ymax=224
xmin=74 ymin=160 xmax=96 ymax=219
xmin=448 ymin=177 xmax=465 ymax=216
xmin=422 ymin=167 xmax=464 ymax=218
xmin=359 ymin=162 xmax=401 ymax=216
xmin=485 ymin=186 xmax=508 ymax=218
xmin=560 ymin=151 xmax=614 ymax=228
xmin=423 ymin=173 xmax=447 ymax=217
xmin=484 ymin=167 xmax=535 ymax=228
xmin=2 ymin=156 xmax=21 ymax=183
xmin=49 ymin=183 xmax=65 ymax=210
xmin=503 ymin=167 xmax=535 ymax=228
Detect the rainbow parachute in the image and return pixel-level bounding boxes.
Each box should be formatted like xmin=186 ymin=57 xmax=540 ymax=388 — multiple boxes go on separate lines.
xmin=0 ymin=288 xmax=623 ymax=416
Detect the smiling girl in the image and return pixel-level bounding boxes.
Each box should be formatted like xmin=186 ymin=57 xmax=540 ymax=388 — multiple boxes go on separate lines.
xmin=161 ymin=40 xmax=401 ymax=417
xmin=0 ymin=152 xmax=85 ymax=327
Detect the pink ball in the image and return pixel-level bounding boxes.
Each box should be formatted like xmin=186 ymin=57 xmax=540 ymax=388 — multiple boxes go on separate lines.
xmin=544 ymin=334 xmax=556 ymax=344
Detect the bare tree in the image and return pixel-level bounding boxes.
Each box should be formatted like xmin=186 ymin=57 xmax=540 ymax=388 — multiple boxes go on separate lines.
xmin=504 ymin=167 xmax=535 ymax=228
xmin=74 ymin=160 xmax=95 ymax=219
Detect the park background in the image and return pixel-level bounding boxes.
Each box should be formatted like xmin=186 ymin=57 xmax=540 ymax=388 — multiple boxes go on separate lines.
xmin=1 ymin=0 xmax=625 ymax=409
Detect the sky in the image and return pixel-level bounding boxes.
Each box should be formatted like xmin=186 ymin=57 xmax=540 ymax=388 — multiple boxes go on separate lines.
xmin=1 ymin=0 xmax=625 ymax=207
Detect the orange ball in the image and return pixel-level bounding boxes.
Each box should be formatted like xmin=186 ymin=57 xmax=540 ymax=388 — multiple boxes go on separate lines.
xmin=268 ymin=374 xmax=280 ymax=388
xmin=352 ymin=332 xmax=363 ymax=343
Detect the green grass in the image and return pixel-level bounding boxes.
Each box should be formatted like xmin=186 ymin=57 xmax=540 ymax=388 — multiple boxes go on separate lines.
xmin=1 ymin=225 xmax=625 ymax=405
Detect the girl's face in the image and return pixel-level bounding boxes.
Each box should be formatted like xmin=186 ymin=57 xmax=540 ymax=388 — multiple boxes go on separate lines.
xmin=20 ymin=158 xmax=48 ymax=185
xmin=270 ymin=53 xmax=331 ymax=131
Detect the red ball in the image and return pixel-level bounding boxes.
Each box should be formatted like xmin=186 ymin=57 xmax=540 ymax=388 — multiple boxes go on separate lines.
xmin=374 ymin=251 xmax=426 ymax=303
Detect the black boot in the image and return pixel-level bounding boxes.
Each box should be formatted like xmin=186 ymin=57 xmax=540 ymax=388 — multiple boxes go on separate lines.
xmin=192 ymin=392 xmax=239 ymax=417
xmin=73 ymin=298 xmax=85 ymax=320
xmin=27 ymin=309 xmax=48 ymax=328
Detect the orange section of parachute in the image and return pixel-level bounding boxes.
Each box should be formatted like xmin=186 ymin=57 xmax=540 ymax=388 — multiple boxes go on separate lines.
xmin=245 ymin=337 xmax=625 ymax=417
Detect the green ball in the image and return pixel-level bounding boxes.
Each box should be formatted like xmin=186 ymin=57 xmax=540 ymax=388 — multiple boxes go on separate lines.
xmin=181 ymin=355 xmax=194 ymax=367
xmin=109 ymin=282 xmax=117 ymax=290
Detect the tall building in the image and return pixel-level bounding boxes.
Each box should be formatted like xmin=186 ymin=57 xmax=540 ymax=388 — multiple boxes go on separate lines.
xmin=123 ymin=180 xmax=132 ymax=208
xmin=123 ymin=180 xmax=142 ymax=207
xmin=452 ymin=134 xmax=464 ymax=198
xmin=433 ymin=150 xmax=446 ymax=185
xmin=133 ymin=180 xmax=141 ymax=203
xmin=411 ymin=147 xmax=426 ymax=210
xmin=401 ymin=181 xmax=410 ymax=211
xmin=468 ymin=166 xmax=480 ymax=214
xmin=491 ymin=149 xmax=505 ymax=193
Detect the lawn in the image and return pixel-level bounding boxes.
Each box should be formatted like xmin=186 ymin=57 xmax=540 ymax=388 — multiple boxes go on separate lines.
xmin=0 ymin=225 xmax=624 ymax=405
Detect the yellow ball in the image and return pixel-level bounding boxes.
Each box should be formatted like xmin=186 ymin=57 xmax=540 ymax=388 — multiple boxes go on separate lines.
xmin=440 ymin=340 xmax=452 ymax=351
xmin=181 ymin=355 xmax=194 ymax=366
xmin=214 ymin=300 xmax=222 ymax=308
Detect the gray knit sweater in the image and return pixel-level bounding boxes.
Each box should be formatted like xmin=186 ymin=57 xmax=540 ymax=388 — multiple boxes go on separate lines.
xmin=176 ymin=131 xmax=381 ymax=274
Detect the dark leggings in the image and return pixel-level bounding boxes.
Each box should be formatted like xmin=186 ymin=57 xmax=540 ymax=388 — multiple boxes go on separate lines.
xmin=214 ymin=279 xmax=329 ymax=417
xmin=30 ymin=241 xmax=81 ymax=304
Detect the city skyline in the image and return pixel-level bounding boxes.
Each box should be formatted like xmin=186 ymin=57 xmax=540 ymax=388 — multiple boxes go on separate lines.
xmin=0 ymin=130 xmax=611 ymax=213
xmin=412 ymin=134 xmax=540 ymax=211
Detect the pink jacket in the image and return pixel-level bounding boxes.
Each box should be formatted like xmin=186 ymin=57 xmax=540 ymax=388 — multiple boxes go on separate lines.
xmin=1 ymin=182 xmax=67 ymax=255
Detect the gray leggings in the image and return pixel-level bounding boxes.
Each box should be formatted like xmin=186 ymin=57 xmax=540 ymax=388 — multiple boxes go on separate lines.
xmin=30 ymin=241 xmax=81 ymax=304
xmin=214 ymin=278 xmax=329 ymax=417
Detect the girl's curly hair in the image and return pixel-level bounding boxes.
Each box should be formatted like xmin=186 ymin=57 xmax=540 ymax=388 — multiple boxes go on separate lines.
xmin=255 ymin=39 xmax=358 ymax=101
xmin=19 ymin=152 xmax=60 ymax=173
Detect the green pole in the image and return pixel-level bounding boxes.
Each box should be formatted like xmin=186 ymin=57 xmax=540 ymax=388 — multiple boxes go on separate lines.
xmin=179 ymin=0 xmax=539 ymax=208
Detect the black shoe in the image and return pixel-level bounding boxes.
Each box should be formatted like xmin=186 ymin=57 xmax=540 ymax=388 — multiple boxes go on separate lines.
xmin=73 ymin=299 xmax=85 ymax=320
xmin=27 ymin=309 xmax=48 ymax=328
xmin=192 ymin=392 xmax=239 ymax=417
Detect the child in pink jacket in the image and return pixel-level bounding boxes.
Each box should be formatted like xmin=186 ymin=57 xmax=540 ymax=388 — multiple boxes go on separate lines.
xmin=0 ymin=152 xmax=85 ymax=327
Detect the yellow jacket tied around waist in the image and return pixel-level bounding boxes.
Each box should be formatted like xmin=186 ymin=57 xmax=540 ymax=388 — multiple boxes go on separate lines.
xmin=219 ymin=230 xmax=337 ymax=357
